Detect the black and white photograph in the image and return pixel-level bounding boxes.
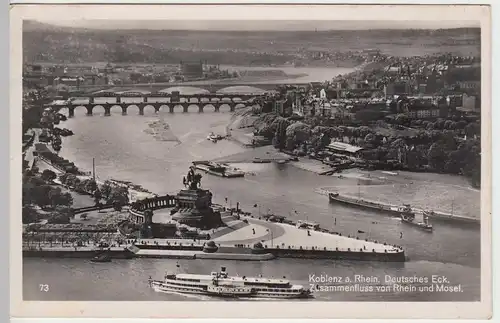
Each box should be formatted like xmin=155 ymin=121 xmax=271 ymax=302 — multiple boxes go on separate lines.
xmin=11 ymin=4 xmax=491 ymax=319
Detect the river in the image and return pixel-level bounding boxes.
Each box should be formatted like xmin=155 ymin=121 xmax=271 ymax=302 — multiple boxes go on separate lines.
xmin=23 ymin=108 xmax=481 ymax=302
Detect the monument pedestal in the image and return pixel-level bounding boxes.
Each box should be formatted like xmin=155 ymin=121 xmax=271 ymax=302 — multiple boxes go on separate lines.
xmin=171 ymin=189 xmax=223 ymax=229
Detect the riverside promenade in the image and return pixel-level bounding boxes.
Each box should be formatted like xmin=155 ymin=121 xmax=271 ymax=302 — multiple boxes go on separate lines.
xmin=24 ymin=210 xmax=405 ymax=262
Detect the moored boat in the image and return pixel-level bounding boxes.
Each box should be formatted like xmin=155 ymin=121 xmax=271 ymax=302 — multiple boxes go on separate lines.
xmin=193 ymin=161 xmax=245 ymax=178
xmin=91 ymin=253 xmax=112 ymax=263
xmin=328 ymin=192 xmax=415 ymax=217
xmin=148 ymin=266 xmax=313 ymax=299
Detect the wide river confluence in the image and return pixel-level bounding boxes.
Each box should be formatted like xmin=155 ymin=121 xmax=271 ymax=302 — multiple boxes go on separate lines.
xmin=23 ymin=79 xmax=481 ymax=303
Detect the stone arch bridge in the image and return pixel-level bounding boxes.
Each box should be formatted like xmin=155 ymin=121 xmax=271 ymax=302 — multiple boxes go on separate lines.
xmin=49 ymin=93 xmax=263 ymax=117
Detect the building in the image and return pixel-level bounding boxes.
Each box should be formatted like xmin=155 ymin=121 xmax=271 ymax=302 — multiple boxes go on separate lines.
xmin=362 ymin=48 xmax=381 ymax=57
xmin=104 ymin=63 xmax=115 ymax=74
xmin=180 ymin=61 xmax=204 ymax=80
xmin=385 ymin=81 xmax=411 ymax=96
xmin=325 ymin=141 xmax=364 ymax=158
xmin=406 ymin=103 xmax=440 ymax=119
xmin=53 ymin=76 xmax=84 ymax=88
xmin=457 ymin=80 xmax=481 ymax=90
xmin=274 ymin=98 xmax=292 ymax=117
xmin=462 ymin=93 xmax=477 ymax=112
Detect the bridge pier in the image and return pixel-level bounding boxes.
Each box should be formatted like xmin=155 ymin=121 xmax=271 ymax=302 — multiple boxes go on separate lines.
xmin=214 ymin=106 xmax=220 ymax=113
xmin=86 ymin=107 xmax=93 ymax=116
xmin=183 ymin=105 xmax=188 ymax=113
xmin=139 ymin=107 xmax=144 ymax=115
xmin=198 ymin=106 xmax=204 ymax=113
xmin=169 ymin=106 xmax=174 ymax=113
xmin=122 ymin=106 xmax=127 ymax=115
xmin=104 ymin=107 xmax=111 ymax=116
xmin=68 ymin=107 xmax=75 ymax=118
xmin=230 ymin=104 xmax=235 ymax=112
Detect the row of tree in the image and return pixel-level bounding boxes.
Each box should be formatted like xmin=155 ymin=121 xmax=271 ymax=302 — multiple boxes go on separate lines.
xmin=22 ymin=169 xmax=75 ymax=224
xmin=253 ymin=110 xmax=481 ymax=187
xmin=389 ymin=115 xmax=480 ymax=136
xmin=58 ymin=174 xmax=130 ymax=211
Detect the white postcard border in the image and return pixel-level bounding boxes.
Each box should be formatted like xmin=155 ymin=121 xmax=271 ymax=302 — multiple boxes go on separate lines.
xmin=10 ymin=4 xmax=492 ymax=319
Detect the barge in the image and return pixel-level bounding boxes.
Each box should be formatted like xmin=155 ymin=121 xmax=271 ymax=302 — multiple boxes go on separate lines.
xmin=328 ymin=192 xmax=478 ymax=225
xmin=328 ymin=192 xmax=415 ymax=217
xmin=192 ymin=161 xmax=245 ymax=178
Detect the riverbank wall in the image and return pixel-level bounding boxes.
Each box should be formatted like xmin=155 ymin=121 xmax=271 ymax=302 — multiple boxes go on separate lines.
xmin=23 ymin=242 xmax=405 ymax=262
xmin=268 ymin=247 xmax=405 ymax=262
xmin=22 ymin=248 xmax=135 ymax=259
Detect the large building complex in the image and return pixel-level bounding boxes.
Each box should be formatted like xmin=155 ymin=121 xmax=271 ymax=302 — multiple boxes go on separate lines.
xmin=180 ymin=60 xmax=204 ymax=80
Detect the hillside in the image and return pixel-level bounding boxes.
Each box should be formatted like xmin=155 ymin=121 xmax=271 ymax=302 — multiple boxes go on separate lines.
xmin=22 ymin=21 xmax=481 ymax=65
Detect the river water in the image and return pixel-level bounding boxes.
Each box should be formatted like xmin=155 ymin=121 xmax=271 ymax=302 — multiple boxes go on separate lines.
xmin=23 ymin=103 xmax=481 ymax=302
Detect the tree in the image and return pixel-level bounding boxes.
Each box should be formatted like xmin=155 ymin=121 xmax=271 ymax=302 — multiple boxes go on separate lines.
xmin=65 ymin=174 xmax=80 ymax=188
xmin=49 ymin=188 xmax=73 ymax=208
xmin=31 ymin=185 xmax=53 ymax=207
xmin=456 ymin=120 xmax=467 ymax=129
xmin=22 ymin=206 xmax=39 ymax=224
xmin=445 ymin=150 xmax=465 ymax=174
xmin=58 ymin=173 xmax=70 ymax=185
xmin=47 ymin=212 xmax=70 ymax=224
xmin=364 ymin=133 xmax=376 ymax=147
xmin=85 ymin=179 xmax=98 ymax=193
xmin=318 ymin=133 xmax=331 ymax=150
xmin=41 ymin=169 xmax=57 ymax=182
xmin=76 ymin=179 xmax=90 ymax=193
xmin=427 ymin=142 xmax=448 ymax=172
xmin=395 ymin=114 xmax=409 ymax=126
xmin=108 ymin=186 xmax=129 ymax=211
xmin=444 ymin=120 xmax=455 ymax=130
xmin=273 ymin=118 xmax=289 ymax=150
xmin=434 ymin=119 xmax=446 ymax=130
xmin=100 ymin=181 xmax=113 ymax=200
xmin=464 ymin=122 xmax=479 ymax=138
xmin=93 ymin=187 xmax=102 ymax=206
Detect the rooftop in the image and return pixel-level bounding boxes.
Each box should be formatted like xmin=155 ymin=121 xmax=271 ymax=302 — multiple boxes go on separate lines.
xmin=326 ymin=141 xmax=364 ymax=154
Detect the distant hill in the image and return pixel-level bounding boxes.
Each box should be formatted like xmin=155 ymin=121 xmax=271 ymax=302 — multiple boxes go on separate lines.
xmin=22 ymin=20 xmax=481 ymax=65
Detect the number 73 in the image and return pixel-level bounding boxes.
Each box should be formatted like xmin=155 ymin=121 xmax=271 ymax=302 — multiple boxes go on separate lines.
xmin=39 ymin=284 xmax=49 ymax=292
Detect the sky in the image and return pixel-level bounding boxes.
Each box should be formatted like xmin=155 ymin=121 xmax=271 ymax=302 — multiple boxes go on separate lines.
xmin=32 ymin=19 xmax=480 ymax=31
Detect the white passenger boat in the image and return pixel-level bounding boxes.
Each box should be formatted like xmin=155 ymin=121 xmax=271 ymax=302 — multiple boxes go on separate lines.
xmin=148 ymin=266 xmax=313 ymax=299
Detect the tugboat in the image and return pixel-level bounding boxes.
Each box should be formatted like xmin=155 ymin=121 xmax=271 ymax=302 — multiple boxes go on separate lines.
xmin=148 ymin=266 xmax=313 ymax=299
xmin=400 ymin=213 xmax=433 ymax=232
xmin=207 ymin=132 xmax=224 ymax=143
